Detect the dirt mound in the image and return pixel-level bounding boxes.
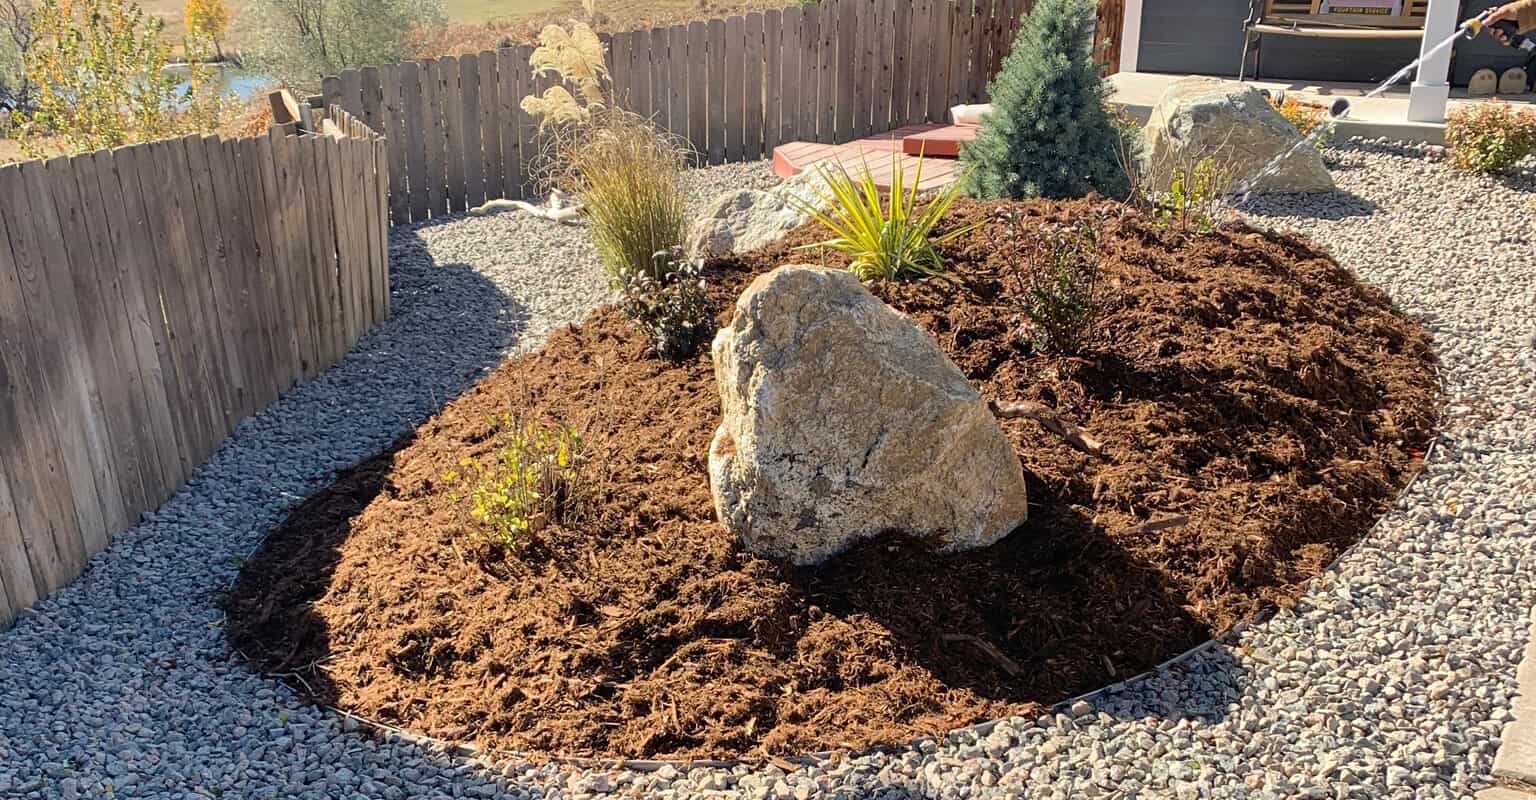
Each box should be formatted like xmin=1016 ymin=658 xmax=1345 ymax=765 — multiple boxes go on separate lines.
xmin=227 ymin=198 xmax=1436 ymax=760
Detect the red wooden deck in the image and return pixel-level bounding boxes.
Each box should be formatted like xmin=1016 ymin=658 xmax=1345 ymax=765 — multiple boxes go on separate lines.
xmin=771 ymin=124 xmax=975 ymax=191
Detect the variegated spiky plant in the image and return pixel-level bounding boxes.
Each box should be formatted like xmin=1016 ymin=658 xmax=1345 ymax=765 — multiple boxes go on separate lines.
xmin=520 ymin=20 xmax=609 ymax=131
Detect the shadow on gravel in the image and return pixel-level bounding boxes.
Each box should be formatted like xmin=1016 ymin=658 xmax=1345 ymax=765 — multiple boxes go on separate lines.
xmin=224 ymin=224 xmax=528 ymax=724
xmin=226 ymin=439 xmax=398 ymax=704
xmin=1493 ymin=171 xmax=1536 ymax=194
xmin=1236 ymin=189 xmax=1378 ymax=221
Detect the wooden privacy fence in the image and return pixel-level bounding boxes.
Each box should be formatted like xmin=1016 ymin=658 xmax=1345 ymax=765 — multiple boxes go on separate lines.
xmin=0 ymin=108 xmax=390 ymax=628
xmin=1094 ymin=0 xmax=1126 ymax=74
xmin=326 ymin=0 xmax=1100 ymax=226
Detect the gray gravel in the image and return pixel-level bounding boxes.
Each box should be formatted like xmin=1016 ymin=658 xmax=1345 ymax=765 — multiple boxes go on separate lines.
xmin=1 ymin=149 xmax=1533 ymax=800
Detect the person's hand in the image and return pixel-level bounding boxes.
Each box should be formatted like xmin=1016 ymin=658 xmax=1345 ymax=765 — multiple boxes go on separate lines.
xmin=1488 ymin=2 xmax=1520 ymax=23
xmin=1485 ymin=4 xmax=1519 ymax=44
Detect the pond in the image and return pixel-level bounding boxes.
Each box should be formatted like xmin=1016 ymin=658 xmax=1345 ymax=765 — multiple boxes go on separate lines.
xmin=163 ymin=62 xmax=278 ymax=103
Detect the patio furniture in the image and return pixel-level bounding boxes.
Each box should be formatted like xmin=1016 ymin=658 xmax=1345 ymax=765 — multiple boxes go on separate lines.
xmin=1239 ymin=0 xmax=1430 ymax=81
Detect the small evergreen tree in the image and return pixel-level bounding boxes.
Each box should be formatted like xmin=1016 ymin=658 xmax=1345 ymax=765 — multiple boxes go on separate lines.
xmin=961 ymin=0 xmax=1128 ymax=200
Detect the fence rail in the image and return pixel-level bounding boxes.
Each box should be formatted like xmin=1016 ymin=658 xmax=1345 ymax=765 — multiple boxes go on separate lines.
xmin=0 ymin=109 xmax=390 ymax=628
xmin=326 ymin=0 xmax=1104 ymax=226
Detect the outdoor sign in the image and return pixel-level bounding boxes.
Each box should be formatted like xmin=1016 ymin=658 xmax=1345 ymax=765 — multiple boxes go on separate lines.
xmin=1320 ymin=0 xmax=1402 ymax=15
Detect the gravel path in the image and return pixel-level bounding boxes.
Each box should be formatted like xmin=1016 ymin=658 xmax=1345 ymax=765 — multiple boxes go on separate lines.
xmin=0 ymin=149 xmax=1531 ymax=800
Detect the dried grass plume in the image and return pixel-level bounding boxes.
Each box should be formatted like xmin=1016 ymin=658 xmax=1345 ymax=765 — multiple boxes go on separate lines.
xmin=521 ymin=21 xmax=608 ymax=130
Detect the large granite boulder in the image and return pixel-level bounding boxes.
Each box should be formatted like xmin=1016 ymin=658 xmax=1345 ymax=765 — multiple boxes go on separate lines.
xmin=707 ymin=265 xmax=1029 ymax=566
xmin=1141 ymin=77 xmax=1335 ymax=194
xmin=685 ymin=171 xmax=830 ymax=259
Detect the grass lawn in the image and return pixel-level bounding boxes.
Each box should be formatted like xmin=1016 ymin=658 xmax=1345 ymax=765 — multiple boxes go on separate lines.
xmin=440 ymin=0 xmax=568 ymax=24
xmin=137 ymin=0 xmax=715 ymax=51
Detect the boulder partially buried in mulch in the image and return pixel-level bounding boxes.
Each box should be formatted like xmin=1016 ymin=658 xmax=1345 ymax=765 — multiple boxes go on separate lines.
xmin=227 ymin=198 xmax=1436 ymax=761
xmin=709 ymin=264 xmax=1029 ymax=565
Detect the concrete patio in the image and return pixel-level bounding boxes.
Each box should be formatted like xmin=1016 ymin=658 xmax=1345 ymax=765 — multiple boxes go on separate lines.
xmin=1108 ymin=70 xmax=1536 ymax=144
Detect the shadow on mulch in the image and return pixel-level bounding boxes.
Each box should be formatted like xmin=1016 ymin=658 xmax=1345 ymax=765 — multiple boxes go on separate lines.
xmin=227 ymin=197 xmax=1437 ymax=762
xmin=805 ymin=499 xmax=1210 ymax=709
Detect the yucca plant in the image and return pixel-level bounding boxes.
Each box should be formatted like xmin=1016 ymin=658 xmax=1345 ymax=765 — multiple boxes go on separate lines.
xmin=793 ymin=155 xmax=975 ymax=282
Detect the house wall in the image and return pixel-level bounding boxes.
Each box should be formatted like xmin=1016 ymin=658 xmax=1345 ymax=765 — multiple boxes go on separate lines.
xmin=1134 ymin=0 xmax=1531 ymax=86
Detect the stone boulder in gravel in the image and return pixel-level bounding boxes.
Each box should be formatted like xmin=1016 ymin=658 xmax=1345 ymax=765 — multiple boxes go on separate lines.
xmin=707 ymin=264 xmax=1029 ymax=565
xmin=686 ymin=171 xmax=830 ymax=258
xmin=1141 ymin=77 xmax=1335 ymax=194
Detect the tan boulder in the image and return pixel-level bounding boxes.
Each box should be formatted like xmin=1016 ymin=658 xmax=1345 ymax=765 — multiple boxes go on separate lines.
xmin=1141 ymin=77 xmax=1335 ymax=194
xmin=707 ymin=264 xmax=1029 ymax=566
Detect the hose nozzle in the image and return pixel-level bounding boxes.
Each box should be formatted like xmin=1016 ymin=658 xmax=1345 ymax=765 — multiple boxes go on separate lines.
xmin=1465 ymin=9 xmax=1497 ymax=37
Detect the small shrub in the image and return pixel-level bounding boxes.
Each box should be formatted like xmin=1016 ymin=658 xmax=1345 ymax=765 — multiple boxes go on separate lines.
xmin=1266 ymin=95 xmax=1333 ymax=141
xmin=960 ymin=0 xmax=1128 ymax=200
xmin=1445 ymin=101 xmax=1536 ymax=175
xmin=444 ymin=416 xmax=584 ymax=549
xmin=1152 ymin=156 xmax=1232 ymax=235
xmin=1001 ymin=213 xmax=1104 ymax=355
xmin=618 ymin=246 xmax=714 ymax=360
xmin=794 ymin=155 xmax=975 ymax=282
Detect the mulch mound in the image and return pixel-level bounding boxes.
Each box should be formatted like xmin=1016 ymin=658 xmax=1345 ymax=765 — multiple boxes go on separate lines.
xmin=227 ymin=198 xmax=1437 ymax=761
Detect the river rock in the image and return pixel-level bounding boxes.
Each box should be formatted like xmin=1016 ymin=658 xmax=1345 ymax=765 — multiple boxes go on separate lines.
xmin=1141 ymin=77 xmax=1335 ymax=194
xmin=707 ymin=264 xmax=1029 ymax=565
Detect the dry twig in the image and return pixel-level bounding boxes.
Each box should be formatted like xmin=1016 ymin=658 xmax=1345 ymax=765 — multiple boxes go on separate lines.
xmin=941 ymin=633 xmax=1023 ymax=676
xmin=1119 ymin=514 xmax=1190 ymax=537
xmin=988 ymin=399 xmax=1106 ymax=457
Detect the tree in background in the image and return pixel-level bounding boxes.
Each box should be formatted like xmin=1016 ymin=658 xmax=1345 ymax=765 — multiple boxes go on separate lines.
xmin=243 ymin=0 xmax=445 ymax=90
xmin=0 ymin=0 xmax=35 ymax=111
xmin=5 ymin=0 xmax=231 ymax=156
xmin=184 ymin=0 xmax=229 ymax=60
xmin=960 ymin=0 xmax=1127 ymax=200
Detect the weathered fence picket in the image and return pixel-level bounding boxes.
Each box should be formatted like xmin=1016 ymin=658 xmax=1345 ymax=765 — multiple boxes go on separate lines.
xmin=0 ymin=112 xmax=390 ymax=628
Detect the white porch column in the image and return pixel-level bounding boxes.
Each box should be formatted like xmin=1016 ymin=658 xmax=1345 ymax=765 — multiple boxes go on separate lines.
xmin=1119 ymin=0 xmax=1144 ymax=73
xmin=1407 ymin=0 xmax=1460 ymax=122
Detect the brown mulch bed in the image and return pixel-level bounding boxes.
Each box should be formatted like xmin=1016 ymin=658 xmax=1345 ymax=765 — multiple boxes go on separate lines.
xmin=226 ymin=198 xmax=1437 ymax=761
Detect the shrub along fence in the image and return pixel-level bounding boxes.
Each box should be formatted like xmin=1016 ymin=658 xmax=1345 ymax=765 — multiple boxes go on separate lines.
xmin=0 ymin=108 xmax=390 ymax=628
xmin=324 ymin=0 xmax=1122 ymax=226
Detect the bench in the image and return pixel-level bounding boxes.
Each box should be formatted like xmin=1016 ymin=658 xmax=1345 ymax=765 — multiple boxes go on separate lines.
xmin=1239 ymin=0 xmax=1429 ymax=81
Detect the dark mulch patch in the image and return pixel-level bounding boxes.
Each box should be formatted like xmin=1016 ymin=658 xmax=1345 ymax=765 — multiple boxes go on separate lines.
xmin=226 ymin=198 xmax=1437 ymax=761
